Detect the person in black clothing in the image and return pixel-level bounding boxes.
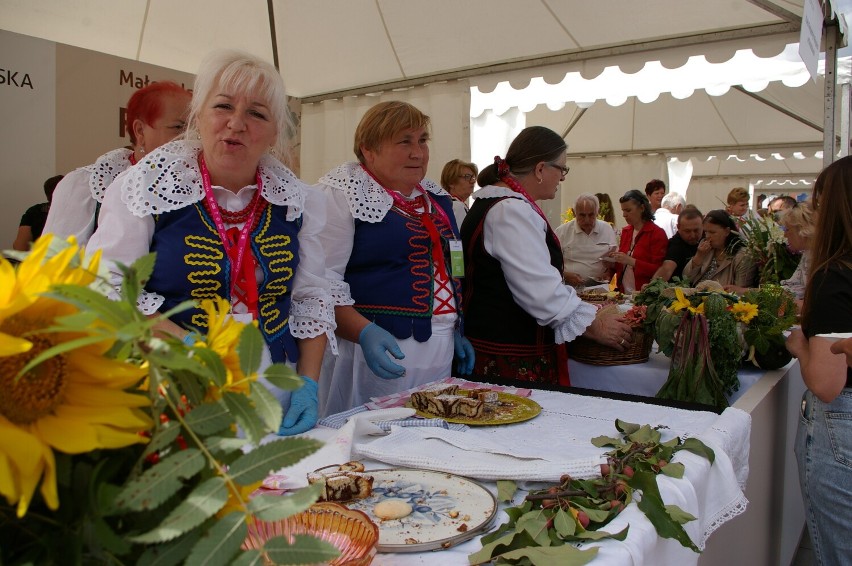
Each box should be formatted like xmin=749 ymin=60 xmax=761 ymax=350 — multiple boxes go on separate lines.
xmin=13 ymin=174 xmax=63 ymax=251
xmin=651 ymin=207 xmax=703 ymax=282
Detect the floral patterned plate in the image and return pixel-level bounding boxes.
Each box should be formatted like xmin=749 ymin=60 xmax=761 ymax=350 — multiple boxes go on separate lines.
xmin=344 ymin=468 xmax=497 ymax=552
xmin=407 ymin=392 xmax=542 ymax=426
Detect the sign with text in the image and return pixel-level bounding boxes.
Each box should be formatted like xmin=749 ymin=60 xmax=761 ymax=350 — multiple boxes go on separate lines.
xmin=799 ymin=0 xmax=823 ymax=81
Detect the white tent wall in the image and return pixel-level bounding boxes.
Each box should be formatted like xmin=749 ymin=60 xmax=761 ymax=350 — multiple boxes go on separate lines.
xmin=299 ymin=80 xmax=471 ymax=186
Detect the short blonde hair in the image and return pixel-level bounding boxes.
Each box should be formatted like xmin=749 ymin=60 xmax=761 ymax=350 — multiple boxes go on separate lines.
xmin=727 ymin=187 xmax=749 ymax=205
xmin=440 ymin=159 xmax=478 ymax=191
xmin=185 ymin=50 xmax=294 ymax=162
xmin=780 ymin=201 xmax=815 ymax=239
xmin=354 ymin=101 xmax=430 ymax=163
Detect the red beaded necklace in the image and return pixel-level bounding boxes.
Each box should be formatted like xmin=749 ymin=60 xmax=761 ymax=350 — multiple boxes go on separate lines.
xmin=213 ymin=189 xmax=263 ymax=224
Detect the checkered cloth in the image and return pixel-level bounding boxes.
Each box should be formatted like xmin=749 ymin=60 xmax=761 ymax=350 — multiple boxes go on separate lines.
xmin=364 ymin=376 xmax=532 ymax=410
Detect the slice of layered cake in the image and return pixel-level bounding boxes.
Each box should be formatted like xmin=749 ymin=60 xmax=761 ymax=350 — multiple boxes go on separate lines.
xmin=307 ymin=463 xmax=374 ymax=502
xmin=410 ymin=387 xmax=485 ymax=419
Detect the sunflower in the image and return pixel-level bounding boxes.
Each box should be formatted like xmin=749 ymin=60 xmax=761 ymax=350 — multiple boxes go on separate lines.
xmin=0 ymin=235 xmax=151 ymax=517
xmin=730 ymin=301 xmax=759 ymax=324
xmin=196 ymin=297 xmax=258 ymax=398
xmin=670 ymin=288 xmax=705 ymax=315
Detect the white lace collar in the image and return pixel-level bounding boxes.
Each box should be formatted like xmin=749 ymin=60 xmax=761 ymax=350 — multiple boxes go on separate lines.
xmin=319 ymin=161 xmax=448 ymax=222
xmin=84 ymin=148 xmax=133 ymax=203
xmin=121 ymin=140 xmax=305 ymax=220
xmin=472 ymin=184 xmax=527 ymax=201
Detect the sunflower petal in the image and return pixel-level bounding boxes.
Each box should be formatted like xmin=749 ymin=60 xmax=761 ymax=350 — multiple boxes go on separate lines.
xmin=36 ymin=444 xmax=58 ymax=512
xmin=66 ymin=351 xmax=147 ymax=386
xmin=63 ymin=382 xmax=150 ymax=408
xmin=0 ymin=333 xmax=33 ymax=357
xmin=53 ymin=404 xmax=153 ymax=429
xmin=33 ymin=417 xmax=101 ymax=454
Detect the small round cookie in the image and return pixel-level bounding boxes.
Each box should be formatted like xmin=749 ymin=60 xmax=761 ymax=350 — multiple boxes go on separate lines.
xmin=373 ymin=500 xmax=413 ymax=520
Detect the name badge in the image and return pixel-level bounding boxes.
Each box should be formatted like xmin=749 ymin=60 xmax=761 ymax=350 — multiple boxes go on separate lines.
xmin=449 ymin=239 xmax=465 ymax=278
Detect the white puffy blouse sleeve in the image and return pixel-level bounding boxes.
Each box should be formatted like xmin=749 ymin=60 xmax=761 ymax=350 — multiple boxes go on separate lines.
xmin=43 ymin=168 xmax=99 ymax=245
xmin=316 ymin=185 xmax=356 ymax=306
xmin=482 ymin=197 xmax=597 ymax=343
xmin=288 ymin=187 xmax=338 ymax=353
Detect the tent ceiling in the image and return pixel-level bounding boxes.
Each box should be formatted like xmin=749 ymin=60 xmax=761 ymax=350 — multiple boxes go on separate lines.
xmin=0 ymin=0 xmax=805 ymax=99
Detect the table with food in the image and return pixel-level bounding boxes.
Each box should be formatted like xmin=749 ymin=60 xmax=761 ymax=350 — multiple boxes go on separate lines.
xmin=257 ymin=376 xmax=751 ymax=565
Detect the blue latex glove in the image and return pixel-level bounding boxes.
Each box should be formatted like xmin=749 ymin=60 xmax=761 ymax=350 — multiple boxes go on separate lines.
xmin=359 ymin=323 xmax=406 ymax=379
xmin=278 ymin=376 xmax=318 ymax=436
xmin=454 ymin=331 xmax=476 ymax=375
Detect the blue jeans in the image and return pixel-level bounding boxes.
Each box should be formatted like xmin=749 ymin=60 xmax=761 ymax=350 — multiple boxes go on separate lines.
xmin=795 ymin=389 xmax=852 ymax=566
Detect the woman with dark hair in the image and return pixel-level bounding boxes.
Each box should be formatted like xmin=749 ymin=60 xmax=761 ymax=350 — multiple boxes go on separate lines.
xmin=682 ymin=209 xmax=756 ymax=288
xmin=607 ymin=189 xmax=667 ymax=292
xmin=785 ymin=155 xmax=852 ymax=564
xmin=44 ymin=81 xmax=191 ymax=245
xmin=461 ymin=126 xmax=632 ymax=386
xmin=644 ymin=179 xmax=666 ymax=212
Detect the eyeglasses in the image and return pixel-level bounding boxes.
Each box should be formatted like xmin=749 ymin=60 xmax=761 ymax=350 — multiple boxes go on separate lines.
xmin=459 ymin=173 xmax=476 ymax=181
xmin=547 ymin=163 xmax=570 ymax=177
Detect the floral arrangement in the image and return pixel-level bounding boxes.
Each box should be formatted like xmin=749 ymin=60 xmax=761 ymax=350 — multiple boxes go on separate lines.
xmin=469 ymin=419 xmax=714 ymax=565
xmin=561 ymin=201 xmax=612 ymax=224
xmin=633 ymin=279 xmax=797 ymax=410
xmin=0 ymin=236 xmax=335 ymax=565
xmin=736 ymin=213 xmax=800 ymax=285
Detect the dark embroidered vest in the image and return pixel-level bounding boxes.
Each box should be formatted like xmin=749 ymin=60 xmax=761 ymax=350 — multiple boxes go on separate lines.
xmin=147 ymin=201 xmax=301 ymax=363
xmin=461 ymin=196 xmax=563 ymax=347
xmin=346 ymin=193 xmax=462 ymax=341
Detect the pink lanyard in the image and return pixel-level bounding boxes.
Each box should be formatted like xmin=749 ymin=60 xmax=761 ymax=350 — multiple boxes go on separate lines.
xmin=362 ymin=166 xmax=455 ymax=280
xmin=198 ymin=154 xmax=263 ymax=316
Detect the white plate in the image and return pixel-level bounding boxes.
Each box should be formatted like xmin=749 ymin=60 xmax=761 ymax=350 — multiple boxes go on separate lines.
xmin=344 ymin=468 xmax=497 ymax=553
xmin=816 ymin=332 xmax=852 ymax=342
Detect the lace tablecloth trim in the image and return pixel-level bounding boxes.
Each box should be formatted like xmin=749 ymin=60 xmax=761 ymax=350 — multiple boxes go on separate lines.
xmin=698 ymin=492 xmax=749 ymax=549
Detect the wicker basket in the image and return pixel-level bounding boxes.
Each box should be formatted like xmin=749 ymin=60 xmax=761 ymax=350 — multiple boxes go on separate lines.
xmin=568 ymin=328 xmax=654 ymax=366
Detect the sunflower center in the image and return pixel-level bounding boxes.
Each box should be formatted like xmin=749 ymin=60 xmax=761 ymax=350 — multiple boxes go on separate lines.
xmin=0 ymin=319 xmax=68 ymax=425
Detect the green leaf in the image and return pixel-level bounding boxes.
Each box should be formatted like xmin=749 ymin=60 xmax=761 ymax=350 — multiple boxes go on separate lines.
xmin=468 ymin=531 xmax=535 ymax=565
xmin=193 ymin=347 xmax=228 ymax=387
xmin=676 ymin=437 xmax=716 ymax=464
xmin=553 ymin=508 xmax=576 ymax=537
xmin=114 ymin=449 xmax=206 ymax=512
xmin=496 ymin=479 xmax=517 ymax=502
xmin=137 ymin=531 xmax=202 ymax=566
xmin=16 ymin=334 xmax=109 ymax=378
xmin=227 ymin=438 xmax=323 ymax=486
xmin=47 ymin=283 xmax=128 ymax=327
xmin=263 ymin=363 xmax=301 ymax=390
xmin=569 ymin=525 xmax=629 ymax=541
xmin=627 ymin=424 xmax=661 ymax=444
xmin=185 ymin=512 xmax=248 ymax=566
xmin=185 ymin=402 xmax=234 ymax=435
xmin=661 ymin=462 xmax=685 ymax=479
xmin=264 ymin=534 xmax=341 ymax=565
xmin=615 ymin=419 xmax=640 ymax=435
xmin=664 ymin=504 xmax=697 ymax=525
xmin=629 ymin=470 xmax=699 ymax=552
xmin=92 ymin=516 xmax=132 ymax=556
xmin=142 ymin=421 xmax=182 ymax=458
xmin=590 ymin=435 xmax=622 ymax=448
xmin=174 ymin=369 xmax=209 ymax=407
xmin=496 ymin=545 xmax=599 ymax=565
xmin=516 ymin=511 xmax=551 ymax=547
xmin=574 ymin=504 xmax=609 ymax=523
xmin=222 ymin=392 xmax=266 ymax=446
xmin=250 ymin=382 xmax=284 ymax=433
xmin=247 ymin=483 xmax=322 ymax=522
xmin=238 ymin=324 xmax=264 ymax=377
xmin=130 ymin=253 xmax=157 ymax=285
xmin=229 ymin=550 xmax=265 ymax=566
xmin=205 ymin=436 xmax=249 ymax=457
xmin=131 ymin=476 xmax=229 ymax=544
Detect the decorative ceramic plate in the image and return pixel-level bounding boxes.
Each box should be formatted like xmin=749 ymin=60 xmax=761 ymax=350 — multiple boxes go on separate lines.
xmin=407 ymin=392 xmax=542 ymax=426
xmin=344 ymin=468 xmax=497 ymax=552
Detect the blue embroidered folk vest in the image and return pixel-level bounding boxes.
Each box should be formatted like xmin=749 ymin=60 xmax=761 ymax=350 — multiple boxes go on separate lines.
xmin=146 ymin=201 xmax=301 ymax=363
xmin=346 ymin=193 xmax=462 ymax=341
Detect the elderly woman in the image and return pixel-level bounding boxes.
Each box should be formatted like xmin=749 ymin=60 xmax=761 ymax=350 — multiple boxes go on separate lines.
xmin=316 ymin=100 xmax=474 ymax=417
xmin=607 ymin=190 xmax=668 ymax=293
xmin=440 ymin=158 xmax=478 ymax=227
xmin=683 ymin=209 xmax=756 ymax=288
xmin=87 ymin=50 xmax=334 ymax=435
xmin=44 ymin=81 xmax=191 ymax=244
xmin=462 ymin=126 xmax=632 ymax=386
xmin=785 ymin=156 xmax=852 ymax=564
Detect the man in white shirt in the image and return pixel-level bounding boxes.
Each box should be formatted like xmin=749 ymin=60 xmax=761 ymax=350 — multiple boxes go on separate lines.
xmin=653 ymin=192 xmax=684 ymax=239
xmin=554 ymin=193 xmax=617 ymax=286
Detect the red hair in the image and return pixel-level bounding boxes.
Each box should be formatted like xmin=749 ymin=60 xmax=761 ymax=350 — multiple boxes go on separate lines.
xmin=126 ymin=81 xmax=191 ymax=143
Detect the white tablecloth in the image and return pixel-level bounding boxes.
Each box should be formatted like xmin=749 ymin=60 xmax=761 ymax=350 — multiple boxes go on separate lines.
xmin=275 ymin=385 xmax=751 ymax=566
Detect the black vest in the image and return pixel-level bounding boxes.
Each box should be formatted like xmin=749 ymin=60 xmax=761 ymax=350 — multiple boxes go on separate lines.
xmin=461 ymin=195 xmax=563 ymax=347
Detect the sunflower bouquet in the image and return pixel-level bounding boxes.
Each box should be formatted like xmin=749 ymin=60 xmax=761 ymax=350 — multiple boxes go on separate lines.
xmin=633 ymin=279 xmax=797 ymax=411
xmin=0 ymin=236 xmax=335 ymax=565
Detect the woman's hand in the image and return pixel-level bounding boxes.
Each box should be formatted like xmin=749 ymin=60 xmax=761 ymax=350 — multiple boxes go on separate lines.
xmin=359 ymin=323 xmax=406 ymax=379
xmin=563 ymin=271 xmax=584 ymax=287
xmin=693 ymin=238 xmax=712 ymax=261
xmin=278 ymin=376 xmax=319 ymax=436
xmin=453 ymin=332 xmax=475 ymax=375
xmin=607 ymin=251 xmax=634 ymax=267
xmin=830 ymin=337 xmax=852 ymax=368
xmin=582 ymin=315 xmax=633 ymax=351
